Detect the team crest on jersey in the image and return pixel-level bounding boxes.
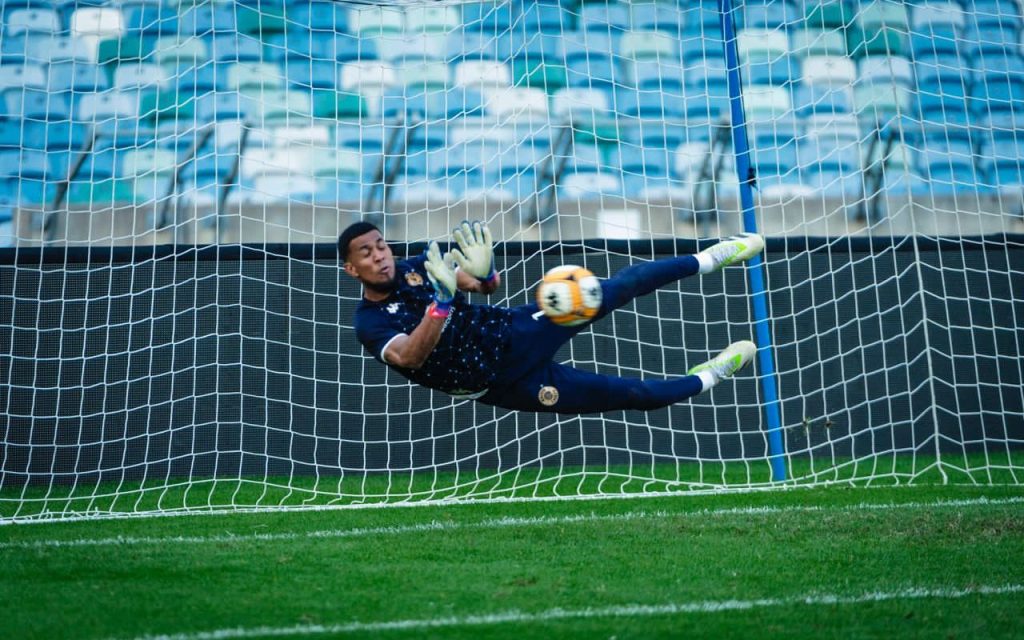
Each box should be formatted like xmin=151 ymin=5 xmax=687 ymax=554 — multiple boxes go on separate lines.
xmin=538 ymin=385 xmax=559 ymax=406
xmin=405 ymin=271 xmax=424 ymax=286
xmin=386 ymin=302 xmax=400 ymax=314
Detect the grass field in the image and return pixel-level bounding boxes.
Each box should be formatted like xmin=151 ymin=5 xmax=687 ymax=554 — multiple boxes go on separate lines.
xmin=2 ymin=481 xmax=1023 ymax=639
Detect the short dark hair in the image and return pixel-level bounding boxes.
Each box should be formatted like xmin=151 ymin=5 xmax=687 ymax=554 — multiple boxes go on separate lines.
xmin=338 ymin=221 xmax=381 ymax=262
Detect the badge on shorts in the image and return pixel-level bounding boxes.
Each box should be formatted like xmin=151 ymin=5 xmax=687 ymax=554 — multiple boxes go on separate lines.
xmin=405 ymin=271 xmax=424 ymax=286
xmin=538 ymin=385 xmax=559 ymax=406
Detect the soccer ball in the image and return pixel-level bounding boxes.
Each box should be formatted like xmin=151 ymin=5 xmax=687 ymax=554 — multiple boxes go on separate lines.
xmin=536 ymin=265 xmax=603 ymax=326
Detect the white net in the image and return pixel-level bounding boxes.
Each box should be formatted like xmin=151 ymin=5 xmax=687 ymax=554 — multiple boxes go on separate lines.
xmin=1 ymin=0 xmax=1023 ymax=522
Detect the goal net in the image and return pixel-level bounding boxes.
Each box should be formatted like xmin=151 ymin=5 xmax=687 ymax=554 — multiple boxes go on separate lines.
xmin=1 ymin=0 xmax=1023 ymax=522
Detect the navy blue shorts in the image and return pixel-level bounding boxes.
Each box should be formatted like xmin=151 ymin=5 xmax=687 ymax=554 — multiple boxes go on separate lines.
xmin=478 ymin=256 xmax=704 ymax=414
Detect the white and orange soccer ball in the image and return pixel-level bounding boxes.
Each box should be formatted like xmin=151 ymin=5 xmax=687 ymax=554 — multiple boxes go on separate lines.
xmin=536 ymin=265 xmax=603 ymax=326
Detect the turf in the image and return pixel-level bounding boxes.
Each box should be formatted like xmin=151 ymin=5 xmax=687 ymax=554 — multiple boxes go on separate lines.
xmin=2 ymin=484 xmax=1023 ymax=640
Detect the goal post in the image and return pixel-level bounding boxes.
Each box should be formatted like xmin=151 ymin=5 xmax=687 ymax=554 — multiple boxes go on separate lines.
xmin=2 ymin=0 xmax=1024 ymax=523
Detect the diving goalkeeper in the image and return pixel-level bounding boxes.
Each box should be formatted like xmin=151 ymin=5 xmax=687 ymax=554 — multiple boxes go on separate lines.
xmin=340 ymin=220 xmax=762 ymax=414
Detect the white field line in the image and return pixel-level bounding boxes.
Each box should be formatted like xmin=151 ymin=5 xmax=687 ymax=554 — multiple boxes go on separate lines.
xmin=3 ymin=495 xmax=1022 ymax=552
xmin=127 ymin=584 xmax=1024 ymax=640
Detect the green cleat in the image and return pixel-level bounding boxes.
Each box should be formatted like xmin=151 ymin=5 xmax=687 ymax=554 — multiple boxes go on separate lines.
xmin=687 ymin=340 xmax=757 ymax=384
xmin=698 ymin=233 xmax=765 ymax=272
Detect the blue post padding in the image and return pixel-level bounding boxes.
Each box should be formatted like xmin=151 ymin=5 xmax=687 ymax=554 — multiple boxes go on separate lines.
xmin=718 ymin=0 xmax=788 ymax=482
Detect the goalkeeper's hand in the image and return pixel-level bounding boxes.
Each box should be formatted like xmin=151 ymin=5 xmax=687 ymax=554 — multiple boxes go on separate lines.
xmin=450 ymin=220 xmax=496 ymax=284
xmin=424 ymin=241 xmax=457 ymax=313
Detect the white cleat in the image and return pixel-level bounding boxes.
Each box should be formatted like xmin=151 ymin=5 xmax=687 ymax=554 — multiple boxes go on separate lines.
xmin=698 ymin=233 xmax=765 ymax=272
xmin=687 ymin=340 xmax=757 ymax=384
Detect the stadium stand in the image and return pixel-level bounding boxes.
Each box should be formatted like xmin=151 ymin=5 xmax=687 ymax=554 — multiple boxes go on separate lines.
xmin=0 ymin=0 xmax=1020 ymax=236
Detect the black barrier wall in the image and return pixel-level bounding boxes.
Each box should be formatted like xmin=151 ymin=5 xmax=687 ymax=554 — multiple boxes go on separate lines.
xmin=2 ymin=236 xmax=1023 ymax=486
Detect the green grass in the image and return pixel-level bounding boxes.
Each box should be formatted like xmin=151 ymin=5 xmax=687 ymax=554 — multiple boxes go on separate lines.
xmin=2 ymin=484 xmax=1023 ymax=639
xmin=3 ymin=449 xmax=1022 ymax=521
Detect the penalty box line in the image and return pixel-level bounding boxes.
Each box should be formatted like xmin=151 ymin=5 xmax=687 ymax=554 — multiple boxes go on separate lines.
xmin=125 ymin=584 xmax=1024 ymax=640
xmin=3 ymin=495 xmax=1022 ymax=552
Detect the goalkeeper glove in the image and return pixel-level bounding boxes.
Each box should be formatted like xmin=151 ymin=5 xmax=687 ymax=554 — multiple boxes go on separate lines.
xmin=424 ymin=241 xmax=457 ymax=317
xmin=450 ymin=220 xmax=496 ymax=284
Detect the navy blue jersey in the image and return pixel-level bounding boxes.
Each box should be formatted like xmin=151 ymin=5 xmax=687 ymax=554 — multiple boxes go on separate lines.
xmin=354 ymin=255 xmax=515 ymax=396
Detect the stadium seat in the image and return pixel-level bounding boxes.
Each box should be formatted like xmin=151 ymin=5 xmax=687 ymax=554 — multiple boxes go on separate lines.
xmin=121 ymin=3 xmax=178 ymax=35
xmin=802 ymin=55 xmax=857 ymax=86
xmin=620 ymin=31 xmax=679 ymax=61
xmin=70 ymin=7 xmax=125 ymax=41
xmin=615 ymin=88 xmax=686 ymax=120
xmin=8 ymin=88 xmax=73 ymax=121
xmin=911 ymin=2 xmax=966 ymax=33
xmin=743 ymin=86 xmax=791 ymax=121
xmin=910 ymin=30 xmax=961 ymax=59
xmin=211 ymin=35 xmax=264 ymax=62
xmin=681 ymin=2 xmax=722 ymax=35
xmin=175 ymin=63 xmax=221 ymax=95
xmin=0 ymin=64 xmax=47 ymax=93
xmin=375 ymin=33 xmax=447 ymax=62
xmin=453 ymin=60 xmax=512 ymax=89
xmin=405 ymin=5 xmax=459 ymax=33
xmin=4 ymin=9 xmax=61 ymax=35
xmin=267 ymin=31 xmax=371 ymax=63
xmin=624 ymin=59 xmax=685 ymax=92
xmin=195 ymin=92 xmax=250 ymax=121
xmin=47 ymin=62 xmax=109 ymax=92
xmin=240 ymin=89 xmax=312 ymax=125
xmin=854 ymin=84 xmax=912 ymax=121
xmin=631 ymin=3 xmax=685 ymax=33
xmin=558 ymin=170 xmax=624 ymax=200
xmin=986 ymin=137 xmax=1024 ymax=188
xmin=858 ymin=56 xmax=915 ymax=87
xmin=289 ymin=1 xmax=349 ymax=33
xmin=484 ymin=87 xmax=548 ymax=120
xmin=27 ymin=36 xmax=94 ymax=63
xmin=848 ymin=26 xmax=910 ymax=58
xmin=284 ymin=59 xmax=341 ymax=89
xmin=580 ymin=3 xmax=631 ymax=34
xmin=790 ymin=29 xmax=848 ymax=58
xmin=742 ymin=1 xmax=798 ymax=30
xmin=565 ymin=56 xmax=620 ymax=90
xmin=178 ymin=4 xmax=236 ymax=35
xmin=462 ymin=2 xmax=513 ymax=33
xmin=918 ymin=148 xmax=983 ymax=195
xmin=793 ymin=83 xmax=854 ymax=116
xmin=153 ymin=37 xmax=208 ymax=68
xmin=625 ymin=119 xmax=691 ymax=150
xmin=340 ymin=61 xmax=399 ymax=97
xmin=803 ymin=0 xmax=853 ymax=30
xmin=226 ymin=62 xmax=286 ymax=92
xmin=394 ymin=61 xmax=450 ymax=92
xmin=121 ymin=147 xmax=177 ymax=202
xmin=113 ymin=63 xmax=168 ymax=90
xmin=348 ymin=5 xmax=404 ymax=36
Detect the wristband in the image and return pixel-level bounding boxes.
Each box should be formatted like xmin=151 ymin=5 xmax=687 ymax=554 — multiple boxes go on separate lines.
xmin=428 ymin=301 xmax=450 ymax=318
xmin=480 ymin=269 xmax=498 ymax=285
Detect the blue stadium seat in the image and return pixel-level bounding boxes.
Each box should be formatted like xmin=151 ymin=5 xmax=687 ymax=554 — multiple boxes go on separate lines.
xmin=565 ymin=56 xmax=620 ymax=90
xmin=284 ymin=59 xmax=340 ymax=89
xmin=268 ymin=31 xmax=370 ymax=62
xmin=3 ymin=88 xmax=71 ymax=121
xmin=0 ymin=64 xmax=47 ymax=92
xmin=558 ymin=170 xmax=625 ymax=200
xmin=518 ymin=2 xmax=569 ymax=34
xmin=560 ymin=31 xmax=618 ymax=64
xmin=742 ymin=1 xmax=798 ymax=30
xmin=0 ymin=149 xmax=48 ymax=180
xmin=47 ymin=62 xmax=109 ymax=92
xmin=626 ymin=59 xmax=685 ymax=92
xmin=580 ymin=3 xmax=632 ymax=33
xmin=918 ymin=148 xmax=985 ymax=195
xmin=615 ymin=88 xmax=686 ymax=120
xmin=631 ymin=3 xmax=685 ymax=33
xmin=121 ymin=3 xmax=178 ymax=35
xmin=445 ymin=28 xmax=502 ymax=60
xmin=681 ymin=2 xmax=722 ymax=35
xmin=195 ymin=92 xmax=251 ymax=121
xmin=4 ymin=8 xmax=62 ymax=35
xmin=462 ymin=2 xmax=512 ymax=32
xmin=175 ymin=64 xmax=221 ymax=94
xmin=500 ymin=30 xmax=562 ymax=62
xmin=625 ymin=119 xmax=691 ymax=149
xmin=212 ymin=35 xmax=264 ymax=62
xmin=681 ymin=39 xmax=725 ymax=66
xmin=289 ymin=1 xmax=349 ymax=33
xmin=178 ymin=4 xmax=236 ymax=35
xmin=986 ymin=137 xmax=1024 ymax=187
xmin=910 ymin=30 xmax=961 ymax=59
xmin=793 ymin=84 xmax=853 ymax=117
xmin=745 ymin=56 xmax=797 ymax=85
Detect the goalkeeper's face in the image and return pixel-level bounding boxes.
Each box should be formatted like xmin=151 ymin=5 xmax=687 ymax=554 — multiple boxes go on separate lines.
xmin=344 ymin=229 xmax=397 ymax=295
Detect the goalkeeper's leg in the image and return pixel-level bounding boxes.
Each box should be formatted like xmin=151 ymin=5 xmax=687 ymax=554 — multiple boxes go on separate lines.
xmin=595 ymin=233 xmax=764 ymax=321
xmin=480 ymin=341 xmax=756 ymax=414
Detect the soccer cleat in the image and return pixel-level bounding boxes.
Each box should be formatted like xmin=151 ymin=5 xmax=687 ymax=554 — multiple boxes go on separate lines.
xmin=698 ymin=233 xmax=765 ymax=272
xmin=687 ymin=340 xmax=757 ymax=384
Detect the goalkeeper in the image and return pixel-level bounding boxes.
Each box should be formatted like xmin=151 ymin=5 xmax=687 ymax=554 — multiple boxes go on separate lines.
xmin=341 ymin=220 xmax=762 ymax=414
